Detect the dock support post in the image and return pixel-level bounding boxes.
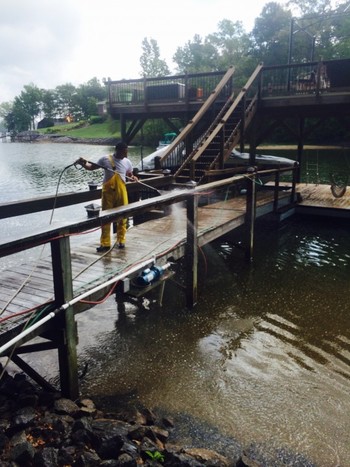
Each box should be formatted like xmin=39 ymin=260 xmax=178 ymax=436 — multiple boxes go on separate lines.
xmin=120 ymin=114 xmax=127 ymax=142
xmin=186 ymin=193 xmax=198 ymax=308
xmin=51 ymin=236 xmax=79 ymax=399
xmin=273 ymin=170 xmax=280 ymax=212
xmin=297 ymin=118 xmax=305 ymax=183
xmin=245 ymin=167 xmax=257 ymax=262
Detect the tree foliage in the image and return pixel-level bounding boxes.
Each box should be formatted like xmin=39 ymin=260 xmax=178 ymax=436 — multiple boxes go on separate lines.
xmin=173 ymin=34 xmax=220 ymax=73
xmin=18 ymin=84 xmax=42 ymax=130
xmin=207 ymin=19 xmax=255 ymax=85
xmin=2 ymin=0 xmax=350 ymax=134
xmin=251 ymin=2 xmax=292 ymax=65
xmin=140 ymin=38 xmax=170 ymax=77
xmin=2 ymin=78 xmax=106 ymax=133
xmin=287 ymin=0 xmax=333 ymax=16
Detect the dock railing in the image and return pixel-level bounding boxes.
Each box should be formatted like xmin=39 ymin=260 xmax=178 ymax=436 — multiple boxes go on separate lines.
xmin=0 ymin=166 xmax=297 ymax=279
xmin=0 ymin=167 xmax=297 ymax=397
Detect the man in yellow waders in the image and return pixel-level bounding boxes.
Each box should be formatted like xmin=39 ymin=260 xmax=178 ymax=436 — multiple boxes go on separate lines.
xmin=77 ymin=141 xmax=137 ymax=252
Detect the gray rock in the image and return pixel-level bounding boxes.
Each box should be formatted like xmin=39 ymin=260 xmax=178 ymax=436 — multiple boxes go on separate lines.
xmin=34 ymin=447 xmax=59 ymax=466
xmin=54 ymin=397 xmax=80 ymax=416
xmin=10 ymin=440 xmax=35 ymax=464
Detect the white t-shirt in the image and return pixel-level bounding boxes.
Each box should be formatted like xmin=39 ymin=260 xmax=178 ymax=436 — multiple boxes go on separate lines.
xmin=97 ymin=154 xmax=133 ymax=183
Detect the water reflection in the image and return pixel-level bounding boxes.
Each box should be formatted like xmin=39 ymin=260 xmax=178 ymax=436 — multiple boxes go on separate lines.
xmin=0 ymin=142 xmax=147 ymax=244
xmin=72 ymin=217 xmax=350 ymax=465
xmin=2 ymin=143 xmax=350 ymax=464
xmin=0 ymin=142 xmax=144 ymax=201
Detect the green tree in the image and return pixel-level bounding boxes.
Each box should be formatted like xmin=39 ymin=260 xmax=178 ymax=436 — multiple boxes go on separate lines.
xmin=41 ymin=89 xmax=57 ymax=119
xmin=287 ymin=0 xmax=333 ymax=16
xmin=83 ymin=77 xmax=106 ymax=100
xmin=206 ymin=19 xmax=255 ymax=85
xmin=17 ymin=84 xmax=42 ymax=130
xmin=330 ymin=4 xmax=350 ymax=59
xmin=173 ymin=34 xmax=219 ymax=73
xmin=251 ymin=2 xmax=292 ymax=65
xmin=5 ymin=97 xmax=32 ymax=132
xmin=75 ymin=78 xmax=106 ymax=119
xmin=285 ymin=1 xmax=350 ymax=62
xmin=0 ymin=102 xmax=13 ymax=121
xmin=55 ymin=83 xmax=78 ymax=120
xmin=140 ymin=38 xmax=170 ymax=77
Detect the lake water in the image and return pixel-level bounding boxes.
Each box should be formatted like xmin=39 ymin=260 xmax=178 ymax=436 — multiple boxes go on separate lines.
xmin=1 ymin=142 xmax=350 ymax=466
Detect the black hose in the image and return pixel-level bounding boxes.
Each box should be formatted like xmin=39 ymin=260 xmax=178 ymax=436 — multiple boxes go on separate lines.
xmin=50 ymin=162 xmax=77 ymax=224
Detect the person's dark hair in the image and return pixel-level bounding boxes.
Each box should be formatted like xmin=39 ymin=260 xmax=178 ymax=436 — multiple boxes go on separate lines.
xmin=115 ymin=141 xmax=128 ymax=150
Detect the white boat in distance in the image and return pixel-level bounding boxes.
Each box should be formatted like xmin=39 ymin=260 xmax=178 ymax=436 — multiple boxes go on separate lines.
xmin=136 ymin=146 xmax=169 ymax=171
xmin=136 ymin=146 xmax=295 ymax=172
xmin=228 ymin=149 xmax=296 ymax=169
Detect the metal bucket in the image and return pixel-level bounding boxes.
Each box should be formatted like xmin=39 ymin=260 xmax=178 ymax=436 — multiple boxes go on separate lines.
xmin=88 ymin=181 xmax=99 ymax=191
xmin=85 ymin=203 xmax=101 ymax=218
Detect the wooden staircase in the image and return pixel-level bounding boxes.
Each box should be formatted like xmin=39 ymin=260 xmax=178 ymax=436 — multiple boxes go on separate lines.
xmin=158 ymin=64 xmax=263 ymax=185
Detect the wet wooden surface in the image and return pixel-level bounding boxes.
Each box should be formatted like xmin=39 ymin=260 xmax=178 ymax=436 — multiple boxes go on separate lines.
xmin=0 ymin=189 xmax=290 ymax=347
xmin=297 ymin=183 xmax=350 ymax=209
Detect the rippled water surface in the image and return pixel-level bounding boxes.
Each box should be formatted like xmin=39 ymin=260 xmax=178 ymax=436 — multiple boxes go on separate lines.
xmin=1 ymin=143 xmax=350 ymax=466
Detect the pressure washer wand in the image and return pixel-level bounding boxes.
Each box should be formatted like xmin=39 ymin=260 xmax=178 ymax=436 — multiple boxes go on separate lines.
xmin=125 ymin=174 xmax=164 ymax=194
xmin=75 ymin=159 xmax=163 ymax=194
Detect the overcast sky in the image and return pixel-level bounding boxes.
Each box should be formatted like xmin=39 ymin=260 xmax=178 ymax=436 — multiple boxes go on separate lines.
xmin=1 ymin=0 xmax=283 ymax=103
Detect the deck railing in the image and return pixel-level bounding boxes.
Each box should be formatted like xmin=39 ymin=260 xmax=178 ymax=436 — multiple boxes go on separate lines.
xmin=107 ymin=70 xmax=232 ymax=107
xmin=107 ymin=58 xmax=350 ymax=110
xmin=260 ymin=58 xmax=350 ymax=97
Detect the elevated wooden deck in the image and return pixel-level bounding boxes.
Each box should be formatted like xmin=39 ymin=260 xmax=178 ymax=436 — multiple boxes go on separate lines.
xmin=106 ymin=59 xmax=350 ymax=146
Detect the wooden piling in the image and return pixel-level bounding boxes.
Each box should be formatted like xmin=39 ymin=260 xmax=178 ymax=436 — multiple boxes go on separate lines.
xmin=185 ymin=193 xmax=198 ymax=308
xmin=51 ymin=236 xmax=79 ymax=399
xmin=245 ymin=168 xmax=257 ymax=261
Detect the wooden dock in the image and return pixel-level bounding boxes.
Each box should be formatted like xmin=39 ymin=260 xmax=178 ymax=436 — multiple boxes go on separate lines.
xmin=0 ymin=182 xmax=293 ymax=344
xmin=1 ymin=174 xmax=348 ymax=397
xmin=0 ymin=188 xmax=285 ymax=330
xmin=296 ymin=183 xmax=350 ymax=216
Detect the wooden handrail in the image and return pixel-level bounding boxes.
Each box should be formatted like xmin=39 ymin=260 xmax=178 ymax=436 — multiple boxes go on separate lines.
xmin=0 ymin=172 xmax=249 ymax=258
xmin=177 ymin=64 xmax=263 ymax=171
xmin=0 ymin=175 xmax=173 ymax=220
xmin=159 ymin=66 xmax=235 ymax=164
xmin=0 ymin=166 xmax=297 ymax=259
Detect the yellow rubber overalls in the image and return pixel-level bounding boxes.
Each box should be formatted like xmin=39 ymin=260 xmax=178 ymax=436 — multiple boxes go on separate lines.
xmin=100 ymin=155 xmax=129 ymax=247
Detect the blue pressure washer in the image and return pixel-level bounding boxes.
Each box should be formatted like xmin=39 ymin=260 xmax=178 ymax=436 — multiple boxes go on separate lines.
xmin=136 ymin=263 xmax=171 ymax=286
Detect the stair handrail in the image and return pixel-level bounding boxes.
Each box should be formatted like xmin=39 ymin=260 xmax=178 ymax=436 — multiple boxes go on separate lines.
xmin=158 ymin=66 xmax=235 ymax=165
xmin=172 ymin=64 xmax=263 ymax=182
xmin=173 ymin=93 xmax=236 ymax=177
xmin=192 ymin=63 xmax=263 ymax=164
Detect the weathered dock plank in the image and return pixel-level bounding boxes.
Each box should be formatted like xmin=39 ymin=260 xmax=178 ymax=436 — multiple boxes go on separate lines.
xmin=297 ymin=183 xmax=350 ymax=209
xmin=0 ymin=190 xmax=291 ymax=351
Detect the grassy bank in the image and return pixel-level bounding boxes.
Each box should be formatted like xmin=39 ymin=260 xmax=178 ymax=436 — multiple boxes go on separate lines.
xmin=37 ymin=121 xmax=120 ymax=139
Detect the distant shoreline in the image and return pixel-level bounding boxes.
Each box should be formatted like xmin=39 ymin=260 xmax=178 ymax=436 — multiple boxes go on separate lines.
xmin=11 ymin=131 xmax=350 ymax=149
xmin=13 ymin=132 xmax=120 ymax=146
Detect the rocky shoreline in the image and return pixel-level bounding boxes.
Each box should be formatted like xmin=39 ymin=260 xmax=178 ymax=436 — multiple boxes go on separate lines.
xmin=0 ymin=367 xmax=267 ymax=467
xmin=1 ymin=369 xmax=317 ymax=467
xmin=13 ymin=131 xmax=119 ymax=146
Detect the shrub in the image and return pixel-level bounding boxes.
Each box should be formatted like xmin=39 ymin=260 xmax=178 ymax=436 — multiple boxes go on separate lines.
xmin=89 ymin=115 xmax=106 ymax=124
